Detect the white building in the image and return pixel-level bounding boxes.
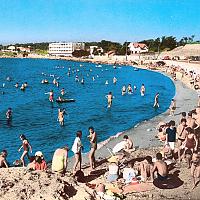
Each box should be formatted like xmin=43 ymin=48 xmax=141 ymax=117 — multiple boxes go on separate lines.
xmin=48 ymin=42 xmax=85 ymax=56
xmin=7 ymin=46 xmax=16 ymax=52
xmin=89 ymin=46 xmax=103 ymax=55
xmin=128 ymin=43 xmax=148 ymax=54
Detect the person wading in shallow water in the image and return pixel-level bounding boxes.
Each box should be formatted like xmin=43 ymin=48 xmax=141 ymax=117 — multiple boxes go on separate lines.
xmin=88 ymin=126 xmax=97 ymax=172
xmin=153 ymin=92 xmax=160 ymax=108
xmin=105 ymin=92 xmax=114 ymax=108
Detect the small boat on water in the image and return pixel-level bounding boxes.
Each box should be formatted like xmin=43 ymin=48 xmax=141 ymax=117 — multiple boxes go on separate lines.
xmin=56 ymin=99 xmax=76 ymax=103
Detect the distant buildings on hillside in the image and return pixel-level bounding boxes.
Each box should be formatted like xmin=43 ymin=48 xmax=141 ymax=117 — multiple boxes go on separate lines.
xmin=48 ymin=42 xmax=85 ymax=56
xmin=128 ymin=42 xmax=148 ymax=54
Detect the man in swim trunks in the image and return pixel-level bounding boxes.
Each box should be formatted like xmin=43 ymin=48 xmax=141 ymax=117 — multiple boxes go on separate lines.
xmin=106 ymin=92 xmax=113 ymax=108
xmin=52 ymin=146 xmax=69 ymax=173
xmin=153 ymin=153 xmax=168 ymax=181
xmin=123 ymin=135 xmax=135 ymax=152
xmin=177 ymin=118 xmax=188 ymax=148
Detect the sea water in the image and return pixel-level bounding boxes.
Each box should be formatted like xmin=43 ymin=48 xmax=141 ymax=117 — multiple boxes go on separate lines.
xmin=0 ymin=58 xmax=175 ymax=163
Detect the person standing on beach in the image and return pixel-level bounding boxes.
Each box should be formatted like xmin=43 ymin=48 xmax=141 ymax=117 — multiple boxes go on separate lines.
xmin=18 ymin=134 xmax=32 ymax=167
xmin=153 ymin=93 xmax=159 ymax=108
xmin=169 ymin=99 xmax=176 ymax=116
xmin=166 ymin=120 xmax=176 ymax=150
xmin=106 ymin=92 xmax=114 ymax=108
xmin=72 ymin=131 xmax=83 ymax=175
xmin=140 ymin=84 xmax=145 ymax=96
xmin=88 ymin=126 xmax=97 ymax=171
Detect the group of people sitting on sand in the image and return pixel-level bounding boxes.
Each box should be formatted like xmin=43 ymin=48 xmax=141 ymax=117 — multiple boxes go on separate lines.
xmin=156 ymin=105 xmax=200 ymax=188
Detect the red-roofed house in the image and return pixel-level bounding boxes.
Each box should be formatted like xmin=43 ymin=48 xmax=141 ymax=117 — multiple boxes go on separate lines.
xmin=128 ymin=43 xmax=148 ymax=54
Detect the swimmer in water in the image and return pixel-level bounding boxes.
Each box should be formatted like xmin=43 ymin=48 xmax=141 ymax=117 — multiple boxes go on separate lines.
xmin=75 ymin=75 xmax=79 ymax=82
xmin=49 ymin=90 xmax=54 ymax=102
xmin=127 ymin=84 xmax=133 ymax=94
xmin=15 ymin=83 xmax=19 ymax=88
xmin=105 ymin=80 xmax=108 ymax=85
xmin=61 ymin=88 xmax=65 ymax=96
xmin=140 ymin=84 xmax=145 ymax=96
xmin=24 ymin=82 xmax=28 ymax=88
xmin=113 ymin=77 xmax=117 ymax=84
xmin=134 ymin=85 xmax=137 ymax=91
xmin=81 ymin=78 xmax=84 ymax=84
xmin=58 ymin=108 xmax=65 ymax=126
xmin=67 ymin=71 xmax=70 ymax=76
xmin=56 ymin=81 xmax=59 ymax=87
xmin=106 ymin=92 xmax=114 ymax=108
xmin=121 ymin=85 xmax=126 ymax=95
xmin=53 ymin=78 xmax=57 ymax=85
xmin=153 ymin=92 xmax=159 ymax=108
xmin=92 ymin=77 xmax=95 ymax=81
xmin=6 ymin=108 xmax=12 ymax=120
xmin=20 ymin=84 xmax=25 ymax=91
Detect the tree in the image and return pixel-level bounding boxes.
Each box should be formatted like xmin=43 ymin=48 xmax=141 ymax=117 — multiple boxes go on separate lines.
xmin=72 ymin=50 xmax=90 ymax=57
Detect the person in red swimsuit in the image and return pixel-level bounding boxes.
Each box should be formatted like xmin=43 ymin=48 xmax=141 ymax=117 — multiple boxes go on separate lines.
xmin=184 ymin=127 xmax=198 ymax=151
xmin=18 ymin=134 xmax=32 ymax=167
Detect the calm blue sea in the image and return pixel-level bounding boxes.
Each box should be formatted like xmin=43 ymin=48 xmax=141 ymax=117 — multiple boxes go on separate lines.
xmin=0 ymin=58 xmax=175 ymax=163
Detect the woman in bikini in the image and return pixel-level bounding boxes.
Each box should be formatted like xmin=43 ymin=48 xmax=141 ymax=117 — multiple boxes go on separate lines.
xmin=88 ymin=126 xmax=97 ymax=171
xmin=18 ymin=134 xmax=32 ymax=167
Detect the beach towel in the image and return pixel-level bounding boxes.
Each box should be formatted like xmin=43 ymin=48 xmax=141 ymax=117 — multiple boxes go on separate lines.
xmin=122 ymin=183 xmax=153 ymax=194
xmin=112 ymin=141 xmax=126 ymax=153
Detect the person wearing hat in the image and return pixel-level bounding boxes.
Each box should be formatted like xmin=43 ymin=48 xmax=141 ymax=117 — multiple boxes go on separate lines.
xmin=0 ymin=150 xmax=8 ymax=168
xmin=27 ymin=151 xmax=47 ymax=171
xmin=107 ymin=156 xmax=119 ymax=183
xmin=52 ymin=146 xmax=69 ymax=173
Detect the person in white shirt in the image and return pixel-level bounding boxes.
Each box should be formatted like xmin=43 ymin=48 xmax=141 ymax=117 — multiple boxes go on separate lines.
xmin=72 ymin=131 xmax=83 ymax=175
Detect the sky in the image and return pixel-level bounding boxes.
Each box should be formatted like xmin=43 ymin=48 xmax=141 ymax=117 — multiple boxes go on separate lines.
xmin=0 ymin=0 xmax=199 ymax=44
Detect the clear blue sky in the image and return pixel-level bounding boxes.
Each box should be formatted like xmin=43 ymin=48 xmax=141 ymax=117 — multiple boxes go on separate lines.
xmin=0 ymin=0 xmax=199 ymax=44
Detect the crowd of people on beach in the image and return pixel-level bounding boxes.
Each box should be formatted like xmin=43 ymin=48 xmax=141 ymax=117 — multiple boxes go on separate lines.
xmin=1 ymin=62 xmax=200 ymax=199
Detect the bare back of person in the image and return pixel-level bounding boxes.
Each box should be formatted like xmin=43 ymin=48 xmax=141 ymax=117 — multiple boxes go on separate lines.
xmin=154 ymin=160 xmax=168 ymax=177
